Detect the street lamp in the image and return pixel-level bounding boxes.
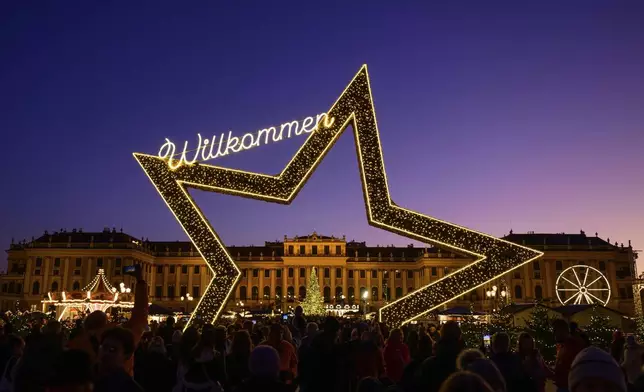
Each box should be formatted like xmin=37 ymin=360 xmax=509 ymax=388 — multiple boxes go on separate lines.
xmin=181 ymin=293 xmax=193 ymax=313
xmin=362 ymin=291 xmax=369 ymax=314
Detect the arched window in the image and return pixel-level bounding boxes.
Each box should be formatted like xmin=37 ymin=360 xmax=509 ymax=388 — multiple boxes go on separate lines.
xmin=371 ymin=287 xmax=379 ymax=301
xmin=514 ymin=285 xmax=523 ymax=299
xmin=15 ymin=283 xmax=22 ymax=294
xmin=348 ymin=287 xmax=355 ymax=304
xmin=263 ymin=286 xmax=270 ymax=299
xmin=533 ymin=261 xmax=540 ymax=271
xmin=299 ymin=286 xmax=306 ymax=300
xmin=360 ymin=287 xmax=367 ymax=300
xmin=535 ymin=285 xmax=543 ymax=300
xmin=323 ymin=287 xmax=331 ymax=302
xmin=395 ymin=287 xmax=403 ymax=299
xmin=240 ymin=286 xmax=247 ymax=300
xmin=251 ymin=286 xmax=259 ymax=300
xmin=384 ymin=287 xmax=391 ymax=301
xmin=335 ymin=286 xmax=343 ymax=300
xmin=32 ymin=281 xmax=40 ymax=295
xmin=599 ymin=261 xmax=606 ymax=271
xmin=51 ymin=281 xmax=58 ymax=292
xmin=287 ymin=286 xmax=295 ymax=302
xmin=275 ymin=286 xmax=282 ymax=299
xmin=8 ymin=282 xmax=14 ymax=293
xmin=72 ymin=281 xmax=80 ymax=291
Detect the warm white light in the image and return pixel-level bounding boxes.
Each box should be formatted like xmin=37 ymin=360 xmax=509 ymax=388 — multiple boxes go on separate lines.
xmin=362 ymin=291 xmax=369 ymax=299
xmin=492 ymin=286 xmax=497 ymax=292
xmin=181 ymin=296 xmax=185 ymax=301
xmin=501 ymin=290 xmax=506 ymax=297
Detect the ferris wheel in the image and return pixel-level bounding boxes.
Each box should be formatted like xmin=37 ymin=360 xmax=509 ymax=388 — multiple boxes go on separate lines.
xmin=555 ymin=265 xmax=610 ymax=306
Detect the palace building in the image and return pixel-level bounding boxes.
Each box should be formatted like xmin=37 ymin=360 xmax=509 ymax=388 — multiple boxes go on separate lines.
xmin=0 ymin=228 xmax=638 ymax=318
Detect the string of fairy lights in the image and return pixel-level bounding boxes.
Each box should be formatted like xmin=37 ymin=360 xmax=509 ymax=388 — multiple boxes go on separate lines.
xmin=135 ymin=65 xmax=542 ymax=328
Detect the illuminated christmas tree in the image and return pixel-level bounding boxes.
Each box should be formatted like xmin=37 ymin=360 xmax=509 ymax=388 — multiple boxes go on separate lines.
xmin=301 ymin=267 xmax=325 ymax=316
xmin=585 ymin=305 xmax=614 ymax=351
xmin=525 ymin=304 xmax=556 ymax=361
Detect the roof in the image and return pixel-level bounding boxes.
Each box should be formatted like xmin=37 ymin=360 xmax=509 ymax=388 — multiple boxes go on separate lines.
xmin=501 ymin=303 xmax=555 ymax=315
xmin=503 ymin=232 xmax=621 ymax=250
xmin=552 ymin=304 xmax=627 ymax=317
xmin=438 ymin=307 xmax=486 ymax=315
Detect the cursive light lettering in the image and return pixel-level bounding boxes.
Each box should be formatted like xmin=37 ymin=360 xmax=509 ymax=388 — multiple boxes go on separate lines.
xmin=158 ymin=112 xmax=335 ymax=168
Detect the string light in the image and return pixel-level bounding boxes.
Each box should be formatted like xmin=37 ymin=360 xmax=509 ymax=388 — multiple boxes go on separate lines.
xmin=134 ymin=65 xmax=543 ymax=328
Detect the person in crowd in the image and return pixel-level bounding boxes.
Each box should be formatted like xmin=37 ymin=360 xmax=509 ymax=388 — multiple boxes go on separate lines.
xmin=417 ymin=321 xmax=465 ymax=392
xmin=611 ymin=330 xmax=626 ymax=364
xmin=158 ymin=316 xmax=177 ymax=348
xmin=569 ymin=322 xmax=590 ymax=348
xmin=456 ymin=348 xmax=485 ymax=370
xmin=214 ymin=325 xmax=228 ymax=356
xmin=383 ymin=328 xmax=410 ymax=383
xmin=466 ymin=358 xmax=506 ymax=392
xmin=135 ymin=336 xmax=174 ymax=392
xmin=427 ymin=324 xmax=441 ymax=342
xmin=177 ymin=326 xmax=200 ymax=375
xmin=406 ymin=330 xmax=420 ymax=360
xmin=45 ymin=349 xmax=94 ymax=392
xmin=517 ymin=332 xmax=550 ymax=392
xmin=568 ymin=346 xmax=626 ymax=392
xmin=552 ymin=318 xmax=584 ymax=392
xmin=298 ymin=322 xmax=318 ymax=354
xmin=299 ymin=316 xmax=352 ymax=392
xmin=226 ymin=330 xmax=252 ymax=390
xmin=235 ymin=345 xmax=292 ymax=392
xmin=95 ymin=327 xmax=144 ymax=392
xmin=0 ymin=334 xmax=23 ymax=392
xmin=261 ymin=323 xmax=297 ymax=383
xmin=292 ymin=306 xmax=307 ymax=335
xmin=438 ymin=371 xmax=494 ymax=392
xmin=621 ymin=334 xmax=644 ymax=386
xmin=489 ymin=332 xmax=532 ymax=392
xmin=356 ymin=377 xmax=386 ymax=392
xmin=352 ymin=331 xmax=385 ymax=382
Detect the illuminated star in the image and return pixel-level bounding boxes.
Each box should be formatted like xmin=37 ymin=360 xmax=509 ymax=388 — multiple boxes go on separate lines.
xmin=134 ymin=65 xmax=543 ymax=327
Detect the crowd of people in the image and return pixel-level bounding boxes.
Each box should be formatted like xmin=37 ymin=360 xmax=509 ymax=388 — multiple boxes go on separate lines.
xmin=0 ymin=271 xmax=642 ymax=392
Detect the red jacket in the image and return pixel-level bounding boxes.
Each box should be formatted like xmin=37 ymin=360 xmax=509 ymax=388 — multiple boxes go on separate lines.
xmin=553 ymin=336 xmax=584 ymax=388
xmin=383 ymin=341 xmax=410 ymax=382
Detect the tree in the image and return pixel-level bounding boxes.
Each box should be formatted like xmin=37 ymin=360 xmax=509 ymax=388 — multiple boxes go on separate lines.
xmin=460 ymin=315 xmax=486 ymax=348
xmin=487 ymin=308 xmax=518 ymax=347
xmin=584 ymin=305 xmax=614 ymax=351
xmin=524 ymin=304 xmax=556 ymax=361
xmin=301 ymin=267 xmax=325 ymax=316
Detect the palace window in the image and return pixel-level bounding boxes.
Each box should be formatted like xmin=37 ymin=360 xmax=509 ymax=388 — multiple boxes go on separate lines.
xmin=299 ymin=286 xmax=306 ymax=299
xmin=51 ymin=282 xmax=58 ymax=292
xmin=35 ymin=269 xmax=40 ymax=276
xmin=275 ymin=286 xmax=282 ymax=299
xmin=619 ymin=287 xmax=627 ymax=299
xmin=312 ymin=246 xmax=318 ymax=255
xmin=348 ymin=287 xmax=355 ymax=299
xmin=395 ymin=287 xmax=403 ymax=299
xmin=155 ymin=286 xmax=163 ymax=297
xmin=431 ymin=267 xmax=437 ymax=276
xmin=299 ymin=245 xmax=305 ymax=255
xmin=72 ymin=281 xmax=80 ymax=291
xmin=194 ymin=266 xmax=200 ymax=274
xmin=170 ymin=266 xmax=175 ymax=274
xmin=252 ymin=269 xmax=259 ymax=278
xmin=360 ymin=287 xmax=367 ymax=299
xmin=514 ymin=285 xmax=523 ymax=299
xmin=157 ymin=266 xmax=163 ymax=274
xmin=371 ymin=270 xmax=377 ymax=279
xmin=2 ymin=284 xmax=7 ymax=293
xmin=97 ymin=258 xmax=103 ymax=268
xmin=371 ymin=287 xmax=378 ymax=301
xmin=324 ymin=245 xmax=330 ymax=255
xmin=15 ymin=283 xmax=21 ymax=294
xmin=115 ymin=258 xmax=122 ymax=267
xmin=395 ymin=271 xmax=401 ymax=279
xmin=336 ymin=245 xmax=341 ymax=255
xmin=182 ymin=266 xmax=188 ymax=274
xmin=348 ymin=270 xmax=354 ymax=279
xmin=276 ymin=270 xmax=282 ymax=278
xmin=288 ymin=268 xmax=294 ymax=278
xmin=323 ymin=287 xmax=331 ymax=302
xmin=384 ymin=287 xmax=391 ymax=301
xmin=168 ymin=286 xmax=175 ymax=299
xmin=265 ymin=269 xmax=270 ymax=278
xmin=263 ymin=286 xmax=270 ymax=299
xmin=599 ymin=261 xmax=606 ymax=271
xmin=360 ymin=270 xmax=366 ymax=279
xmin=192 ymin=286 xmax=200 ymax=298
xmin=75 ymin=258 xmax=82 ymax=267
xmin=53 ymin=270 xmax=59 ymax=276
xmin=556 ymin=261 xmax=563 ymax=271
xmin=240 ymin=286 xmax=247 ymax=300
xmin=336 ymin=268 xmax=342 ymax=278
xmin=36 ymin=258 xmax=42 ymax=267
xmin=407 ymin=270 xmax=413 ymax=279
xmin=180 ymin=286 xmax=187 ymax=297
xmin=287 ymin=286 xmax=295 ymax=301
xmin=533 ymin=261 xmax=540 ymax=271
xmin=535 ymin=285 xmax=543 ymax=300
xmin=324 ymin=268 xmax=330 ymax=278
xmin=251 ymin=286 xmax=259 ymax=300
xmin=300 ymin=268 xmax=305 ymax=278
xmin=54 ymin=258 xmax=60 ymax=268
xmin=288 ymin=245 xmax=294 ymax=255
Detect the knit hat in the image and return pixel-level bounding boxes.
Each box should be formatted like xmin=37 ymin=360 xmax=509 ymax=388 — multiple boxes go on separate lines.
xmin=568 ymin=346 xmax=626 ymax=392
xmin=249 ymin=346 xmax=280 ymax=379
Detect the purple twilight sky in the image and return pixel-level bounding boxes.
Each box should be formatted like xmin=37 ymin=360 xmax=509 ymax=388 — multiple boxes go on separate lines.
xmin=1 ymin=2 xmax=643 ymax=271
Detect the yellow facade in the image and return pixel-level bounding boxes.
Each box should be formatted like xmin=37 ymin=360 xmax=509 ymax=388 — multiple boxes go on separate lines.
xmin=0 ymin=229 xmax=637 ymax=317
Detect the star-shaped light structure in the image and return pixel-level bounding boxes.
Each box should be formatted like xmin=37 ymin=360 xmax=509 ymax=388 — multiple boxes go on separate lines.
xmin=134 ymin=65 xmax=543 ymax=327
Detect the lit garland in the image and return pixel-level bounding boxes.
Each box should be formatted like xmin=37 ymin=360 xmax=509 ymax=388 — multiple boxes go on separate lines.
xmin=82 ymin=268 xmax=116 ymax=293
xmin=632 ymin=282 xmax=644 ymax=338
xmin=134 ymin=65 xmax=543 ymax=328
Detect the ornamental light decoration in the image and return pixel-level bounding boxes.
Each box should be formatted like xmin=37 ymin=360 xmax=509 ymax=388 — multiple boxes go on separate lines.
xmin=134 ymin=65 xmax=543 ymax=328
